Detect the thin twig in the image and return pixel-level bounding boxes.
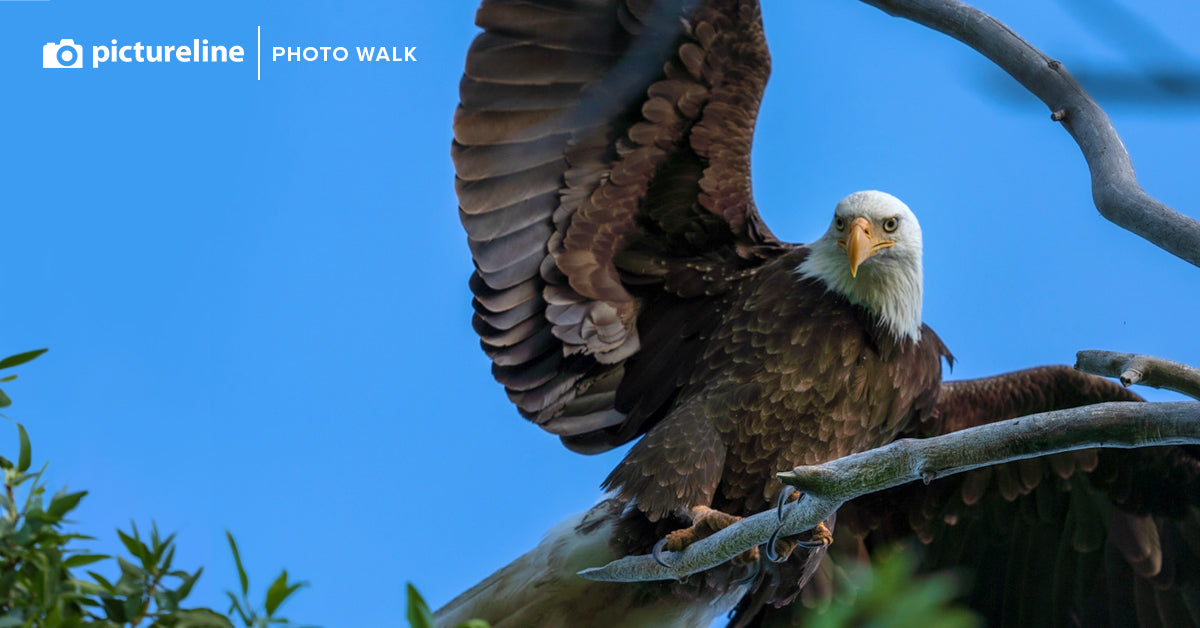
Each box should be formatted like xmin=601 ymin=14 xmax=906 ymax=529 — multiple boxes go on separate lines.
xmin=1076 ymin=350 xmax=1200 ymax=400
xmin=856 ymin=0 xmax=1200 ymax=268
xmin=579 ymin=401 xmax=1200 ymax=582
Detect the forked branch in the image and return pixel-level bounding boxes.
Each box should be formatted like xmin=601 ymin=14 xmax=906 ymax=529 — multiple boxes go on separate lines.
xmin=1077 ymin=350 xmax=1200 ymax=400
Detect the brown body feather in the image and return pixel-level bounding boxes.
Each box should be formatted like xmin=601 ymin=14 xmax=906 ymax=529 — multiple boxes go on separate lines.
xmin=605 ymin=248 xmax=949 ymax=520
xmin=450 ymin=0 xmax=1200 ymax=626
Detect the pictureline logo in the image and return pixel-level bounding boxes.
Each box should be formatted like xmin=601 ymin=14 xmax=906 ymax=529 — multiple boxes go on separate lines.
xmin=42 ymin=28 xmax=418 ymax=79
xmin=42 ymin=37 xmax=245 ymax=69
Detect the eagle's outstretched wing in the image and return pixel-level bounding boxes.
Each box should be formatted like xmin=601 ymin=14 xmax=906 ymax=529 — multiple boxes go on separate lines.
xmin=454 ymin=0 xmax=789 ymax=453
xmin=737 ymin=367 xmax=1200 ymax=627
xmin=914 ymin=371 xmax=1199 ymax=627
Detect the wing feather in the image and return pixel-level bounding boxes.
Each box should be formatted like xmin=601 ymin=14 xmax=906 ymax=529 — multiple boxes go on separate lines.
xmin=453 ymin=0 xmax=789 ymax=448
xmin=822 ymin=368 xmax=1200 ymax=628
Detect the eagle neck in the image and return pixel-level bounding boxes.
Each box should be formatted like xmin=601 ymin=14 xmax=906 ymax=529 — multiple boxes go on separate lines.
xmin=796 ymin=243 xmax=923 ymax=343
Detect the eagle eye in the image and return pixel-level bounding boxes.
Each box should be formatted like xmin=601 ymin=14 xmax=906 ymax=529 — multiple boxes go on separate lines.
xmin=834 ymin=217 xmax=845 ymax=230
xmin=882 ymin=216 xmax=899 ymax=233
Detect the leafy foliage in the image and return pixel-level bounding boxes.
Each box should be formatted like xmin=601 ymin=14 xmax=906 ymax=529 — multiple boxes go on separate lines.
xmin=0 ymin=349 xmax=47 ymax=410
xmin=0 ymin=349 xmax=313 ymax=628
xmin=223 ymin=533 xmax=310 ymax=628
xmin=804 ymin=547 xmax=980 ymax=628
xmin=405 ymin=585 xmax=488 ymax=628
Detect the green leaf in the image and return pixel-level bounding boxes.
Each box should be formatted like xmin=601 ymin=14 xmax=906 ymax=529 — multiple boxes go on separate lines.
xmin=176 ymin=566 xmax=203 ymax=601
xmin=118 ymin=528 xmax=152 ymax=568
xmin=123 ymin=595 xmax=145 ymax=625
xmin=168 ymin=608 xmax=236 ymax=628
xmin=154 ymin=528 xmax=178 ymax=566
xmin=226 ymin=530 xmax=249 ymax=596
xmin=66 ymin=578 xmax=109 ymax=598
xmin=0 ymin=375 xmax=16 ymax=384
xmin=0 ymin=390 xmax=9 ymax=409
xmin=407 ymin=584 xmax=437 ymax=628
xmin=87 ymin=570 xmax=116 ymax=591
xmin=102 ymin=596 xmax=127 ymax=622
xmin=63 ymin=553 xmax=110 ymax=569
xmin=0 ymin=455 xmax=10 ymax=471
xmin=117 ymin=555 xmax=144 ymax=580
xmin=265 ymin=570 xmax=308 ymax=617
xmin=47 ymin=490 xmax=87 ymax=519
xmin=0 ymin=349 xmax=48 ymax=371
xmin=16 ymin=423 xmax=30 ymax=473
xmin=161 ymin=542 xmax=177 ymax=574
xmin=265 ymin=570 xmax=288 ymax=616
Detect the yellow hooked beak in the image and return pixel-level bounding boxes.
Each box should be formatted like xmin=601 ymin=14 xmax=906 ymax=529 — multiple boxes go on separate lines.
xmin=838 ymin=217 xmax=895 ymax=277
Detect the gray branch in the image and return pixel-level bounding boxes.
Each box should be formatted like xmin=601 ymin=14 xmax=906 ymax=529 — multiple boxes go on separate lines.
xmin=1077 ymin=350 xmax=1200 ymax=400
xmin=579 ymin=400 xmax=1200 ymax=583
xmin=856 ymin=0 xmax=1200 ymax=268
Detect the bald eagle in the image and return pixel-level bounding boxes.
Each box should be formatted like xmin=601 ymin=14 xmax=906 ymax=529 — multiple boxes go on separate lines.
xmin=446 ymin=0 xmax=1200 ymax=625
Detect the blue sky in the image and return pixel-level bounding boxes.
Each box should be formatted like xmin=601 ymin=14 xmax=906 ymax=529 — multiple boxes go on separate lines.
xmin=2 ymin=1 xmax=1197 ymax=625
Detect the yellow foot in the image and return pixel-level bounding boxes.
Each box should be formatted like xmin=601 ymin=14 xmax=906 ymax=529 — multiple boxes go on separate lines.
xmin=652 ymin=508 xmax=834 ymax=567
xmin=803 ymin=521 xmax=834 ymax=548
xmin=653 ymin=506 xmax=761 ymax=565
xmin=766 ymin=521 xmax=833 ymax=563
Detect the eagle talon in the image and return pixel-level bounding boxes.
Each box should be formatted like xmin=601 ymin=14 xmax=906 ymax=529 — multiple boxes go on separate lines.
xmin=734 ymin=556 xmax=762 ymax=585
xmin=652 ymin=538 xmax=672 ymax=567
xmin=795 ymin=521 xmax=834 ymax=549
xmin=764 ymin=527 xmax=799 ymax=563
xmin=776 ymin=485 xmax=799 ymax=521
xmin=764 ymin=526 xmax=785 ymax=562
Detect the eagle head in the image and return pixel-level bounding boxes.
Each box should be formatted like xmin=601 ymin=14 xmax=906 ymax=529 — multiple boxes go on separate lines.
xmin=797 ymin=190 xmax=924 ymax=342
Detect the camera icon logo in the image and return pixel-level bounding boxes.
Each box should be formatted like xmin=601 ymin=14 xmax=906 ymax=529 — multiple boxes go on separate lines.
xmin=43 ymin=39 xmax=84 ymax=69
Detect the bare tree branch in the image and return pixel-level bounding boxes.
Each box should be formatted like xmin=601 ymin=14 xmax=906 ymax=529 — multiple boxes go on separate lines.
xmin=579 ymin=400 xmax=1200 ymax=583
xmin=856 ymin=0 xmax=1200 ymax=268
xmin=1077 ymin=350 xmax=1200 ymax=400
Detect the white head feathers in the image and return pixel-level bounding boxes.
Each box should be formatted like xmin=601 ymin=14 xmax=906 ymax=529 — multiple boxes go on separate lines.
xmin=797 ymin=190 xmax=924 ymax=342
